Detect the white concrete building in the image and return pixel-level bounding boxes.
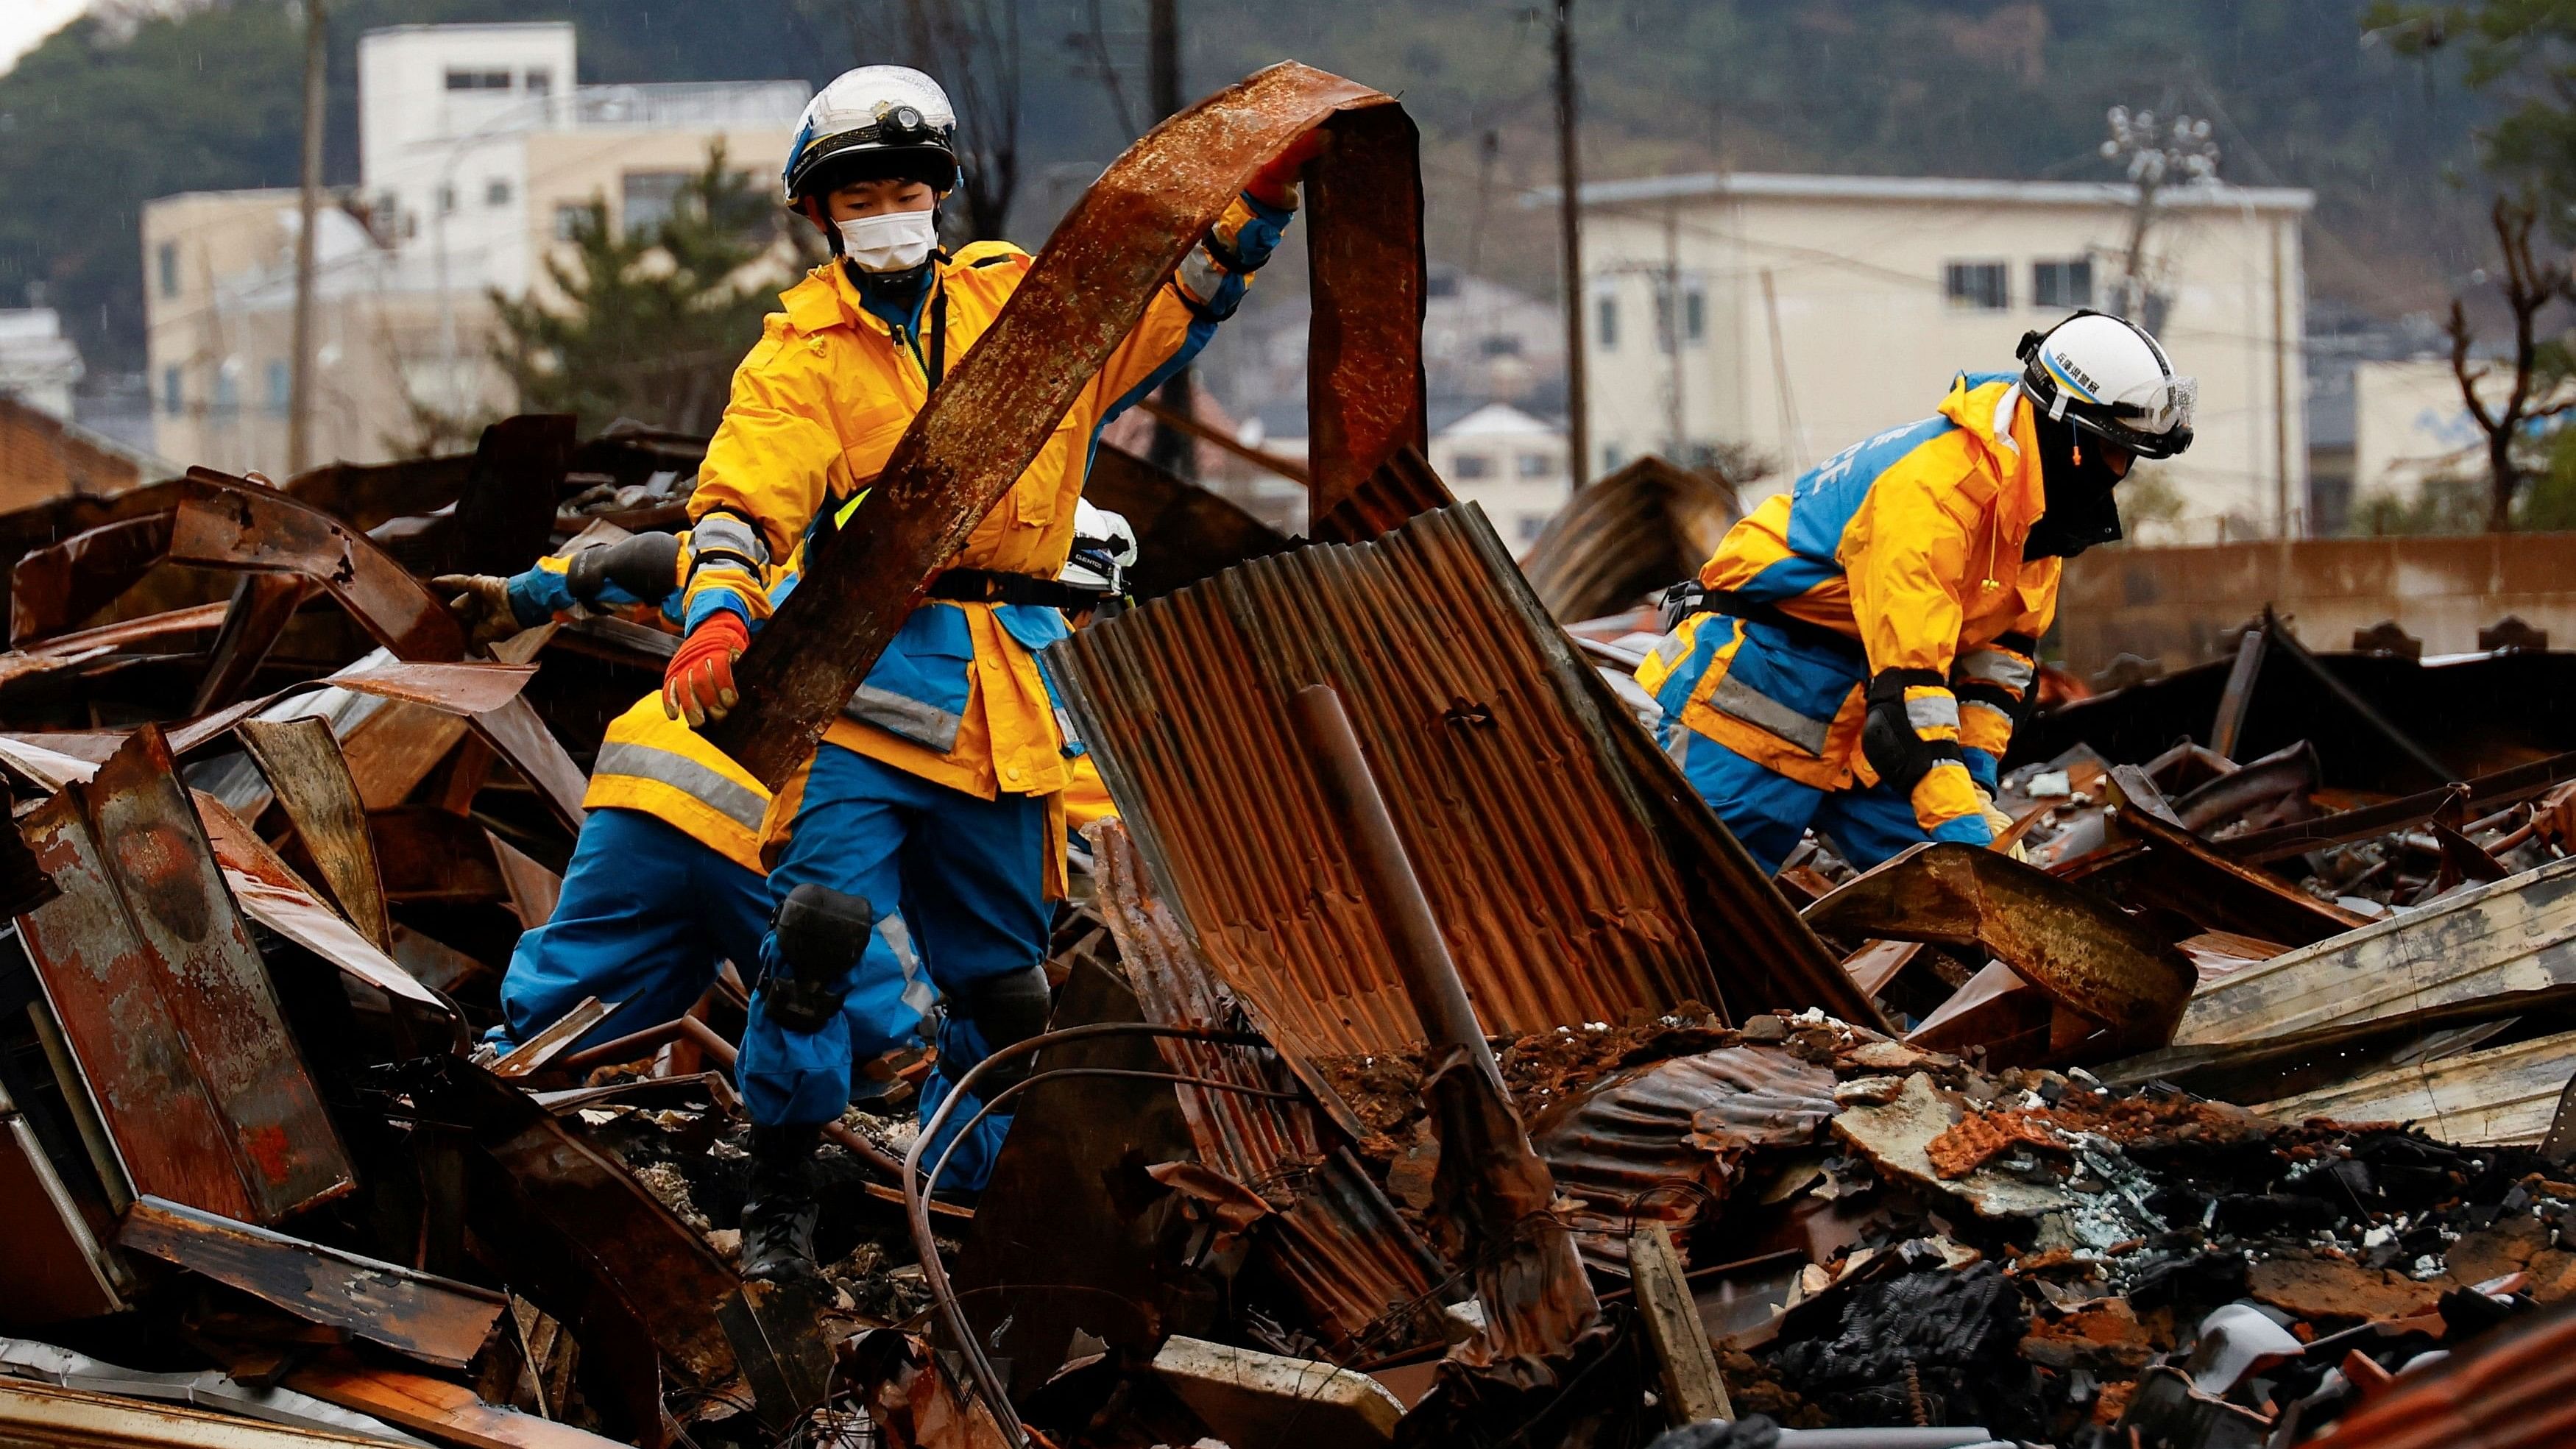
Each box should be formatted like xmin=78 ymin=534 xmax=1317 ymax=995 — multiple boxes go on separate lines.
xmin=2346 ymin=358 xmax=2510 ymax=508
xmin=145 ymin=22 xmax=806 ymax=472
xmin=1574 ymin=174 xmax=2313 ymax=541
xmin=0 ymin=309 xmax=83 ymax=421
xmin=1426 ymin=403 xmax=1570 ymax=548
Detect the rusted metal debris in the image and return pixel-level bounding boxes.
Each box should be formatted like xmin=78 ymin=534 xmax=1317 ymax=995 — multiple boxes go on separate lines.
xmin=1521 ymin=454 xmax=1744 ymax=627
xmin=10 ymin=51 xmax=2576 ymax=1449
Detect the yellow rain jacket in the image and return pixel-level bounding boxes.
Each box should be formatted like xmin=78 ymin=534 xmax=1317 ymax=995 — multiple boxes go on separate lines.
xmin=687 ymin=195 xmax=1292 ymax=816
xmin=503 ymin=532 xmax=782 ymax=873
xmin=1638 ymin=372 xmax=2056 ymax=830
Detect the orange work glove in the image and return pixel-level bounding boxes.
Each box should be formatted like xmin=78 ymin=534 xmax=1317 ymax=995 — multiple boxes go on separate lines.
xmin=1246 ymin=128 xmax=1330 ymax=209
xmin=662 ymin=612 xmax=749 ymax=726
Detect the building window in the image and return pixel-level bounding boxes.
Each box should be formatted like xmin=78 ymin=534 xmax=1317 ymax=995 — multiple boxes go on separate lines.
xmin=211 ymin=368 xmax=239 ymax=419
xmin=1596 ymin=295 xmax=1618 ymax=350
xmin=2034 ymin=258 xmax=2093 ymax=310
xmin=525 ymin=69 xmax=553 ymax=97
xmin=1517 ymin=451 xmax=1554 ymax=478
xmin=486 ymin=178 xmax=512 ymax=207
xmin=1518 ymin=514 xmax=1549 ymax=543
xmin=1479 ymin=333 xmax=1522 ymax=358
xmin=160 ymin=366 xmax=182 ymax=417
xmin=1945 ymin=261 xmax=2009 ymax=311
xmin=265 ymin=361 xmax=291 ymax=416
xmin=1602 ymin=443 xmax=1626 ymax=473
xmin=1426 ymin=271 xmax=1460 ymax=300
xmin=621 ymin=171 xmax=694 ymax=238
xmin=1654 ymin=277 xmax=1708 ymax=352
xmin=445 ymin=68 xmax=512 ymax=91
xmin=437 ymin=185 xmax=457 ymax=216
xmin=554 ymin=203 xmax=594 ymax=241
xmin=1451 ymin=452 xmax=1495 ymax=481
xmin=156 ymin=242 xmax=179 ymax=300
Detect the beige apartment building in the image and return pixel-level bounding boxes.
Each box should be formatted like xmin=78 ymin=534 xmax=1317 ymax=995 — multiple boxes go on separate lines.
xmin=1575 ymin=173 xmax=2313 ymax=542
xmin=145 ymin=22 xmax=804 ymax=475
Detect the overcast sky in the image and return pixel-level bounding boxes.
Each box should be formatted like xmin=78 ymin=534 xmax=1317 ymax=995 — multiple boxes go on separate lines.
xmin=0 ymin=0 xmax=90 ymax=76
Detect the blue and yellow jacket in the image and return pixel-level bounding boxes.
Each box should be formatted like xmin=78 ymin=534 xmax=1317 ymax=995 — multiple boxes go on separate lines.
xmin=684 ymin=194 xmax=1292 ymax=821
xmin=1638 ymin=373 xmax=2056 ymax=832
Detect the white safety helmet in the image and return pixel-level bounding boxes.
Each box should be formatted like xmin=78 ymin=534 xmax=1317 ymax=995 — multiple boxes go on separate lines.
xmin=782 ymin=65 xmax=960 ymax=206
xmin=1060 ymin=500 xmax=1139 ymax=598
xmin=2017 ymin=311 xmax=2197 ymax=459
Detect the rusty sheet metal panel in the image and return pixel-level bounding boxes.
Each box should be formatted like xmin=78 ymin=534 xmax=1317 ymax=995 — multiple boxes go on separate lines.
xmin=118 ymin=1195 xmax=507 ymax=1370
xmin=1309 ymin=446 xmax=1453 ymax=545
xmin=1805 ymin=841 xmax=2195 ymax=1057
xmin=705 ymin=62 xmax=1421 ymax=787
xmin=1093 ymin=821 xmax=1446 ymax=1359
xmin=236 ymin=718 xmax=394 ymax=953
xmin=1521 ymin=456 xmax=1742 ymax=625
xmin=16 ymin=726 xmax=353 ymax=1224
xmin=1525 ymin=1046 xmax=1835 ymax=1272
xmin=191 ymin=791 xmax=448 ymax=1014
xmin=1052 ymin=503 xmax=1847 ymax=1058
xmin=165 ymin=474 xmax=587 ymax=831
xmin=9 ymin=511 xmax=175 ymax=644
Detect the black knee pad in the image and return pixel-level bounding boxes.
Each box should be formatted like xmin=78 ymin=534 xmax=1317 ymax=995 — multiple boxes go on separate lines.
xmin=763 ymin=884 xmax=874 ymax=1034
xmin=957 ymin=964 xmax=1052 ymax=1097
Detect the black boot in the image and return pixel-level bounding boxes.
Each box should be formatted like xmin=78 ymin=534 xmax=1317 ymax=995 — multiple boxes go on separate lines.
xmin=738 ymin=1123 xmax=824 ymax=1283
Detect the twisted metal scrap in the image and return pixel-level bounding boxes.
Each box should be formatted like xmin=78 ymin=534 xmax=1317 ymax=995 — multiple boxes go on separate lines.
xmin=705 ymin=61 xmax=1424 ymax=787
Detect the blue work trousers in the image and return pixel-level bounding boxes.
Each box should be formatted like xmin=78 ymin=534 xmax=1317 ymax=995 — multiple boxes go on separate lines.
xmin=492 ymin=807 xmax=771 ymax=1053
xmin=1667 ymin=725 xmax=1987 ymax=876
xmin=737 ymin=744 xmax=1052 ymax=1196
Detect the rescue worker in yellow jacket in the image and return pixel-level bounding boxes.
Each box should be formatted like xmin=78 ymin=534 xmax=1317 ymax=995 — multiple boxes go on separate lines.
xmin=1639 ymin=312 xmax=2195 ymax=875
xmin=440 ymin=497 xmax=1138 ymax=1069
xmin=666 ymin=64 xmax=1313 ymax=1280
xmin=434 ymin=534 xmax=822 ymax=1057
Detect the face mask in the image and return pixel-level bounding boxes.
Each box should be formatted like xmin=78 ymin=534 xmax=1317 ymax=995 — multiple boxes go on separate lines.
xmin=838 ymin=208 xmax=938 ymax=273
xmin=2024 ymin=411 xmax=2127 ymax=561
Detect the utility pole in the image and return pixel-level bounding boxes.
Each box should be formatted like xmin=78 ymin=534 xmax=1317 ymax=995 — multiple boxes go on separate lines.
xmin=1144 ymin=0 xmax=1195 ymax=482
xmin=286 ymin=0 xmax=326 ymax=477
xmin=1554 ymin=0 xmax=1587 ymax=488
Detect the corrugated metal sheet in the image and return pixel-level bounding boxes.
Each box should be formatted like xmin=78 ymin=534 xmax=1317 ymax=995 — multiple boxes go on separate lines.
xmin=1521 ymin=455 xmax=1742 ymax=626
xmin=1525 ymin=1045 xmax=1836 ymax=1272
xmin=1094 ymin=820 xmax=1447 ymax=1361
xmin=1051 ymin=503 xmax=1869 ymax=1062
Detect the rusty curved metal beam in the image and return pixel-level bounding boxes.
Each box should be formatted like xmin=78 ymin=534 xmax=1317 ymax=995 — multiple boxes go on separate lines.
xmin=1803 ymin=841 xmax=2195 ymax=1052
xmin=705 ymin=61 xmax=1424 ymax=787
xmin=165 ymin=472 xmax=587 ymax=832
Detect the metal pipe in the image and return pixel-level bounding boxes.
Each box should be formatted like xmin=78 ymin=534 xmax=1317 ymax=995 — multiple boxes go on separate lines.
xmin=1287 ymin=683 xmax=1498 ymax=1083
xmin=899 ymin=1022 xmax=1268 ymax=1448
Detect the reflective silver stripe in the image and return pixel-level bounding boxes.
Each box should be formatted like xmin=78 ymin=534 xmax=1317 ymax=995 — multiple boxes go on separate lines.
xmin=1178 ymin=244 xmax=1227 ymax=306
xmin=1710 ymin=670 xmax=1833 ymax=757
xmin=880 ymin=913 xmax=935 ymax=1018
xmin=844 ymin=684 xmax=965 ymax=754
xmin=690 ymin=514 xmax=769 ymax=566
xmin=1956 ymin=648 xmax=2034 ymax=692
xmin=593 ymin=741 xmax=768 ymax=834
xmin=1905 ymin=692 xmax=1962 ymax=733
xmin=1646 ymin=627 xmax=1691 ymax=675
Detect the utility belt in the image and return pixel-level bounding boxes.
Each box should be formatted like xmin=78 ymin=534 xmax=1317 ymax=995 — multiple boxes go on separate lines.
xmin=1658 ymin=582 xmax=1866 ymax=668
xmin=926 ymin=568 xmax=1114 ymax=611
